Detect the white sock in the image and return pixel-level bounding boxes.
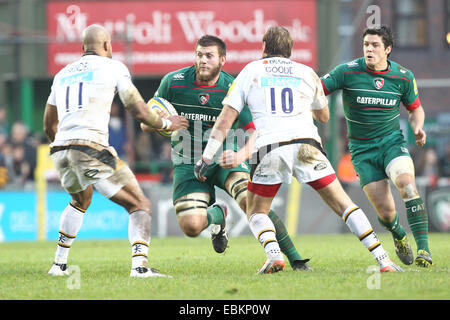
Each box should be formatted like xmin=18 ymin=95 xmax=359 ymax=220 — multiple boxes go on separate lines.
xmin=343 ymin=205 xmax=388 ymax=263
xmin=248 ymin=213 xmax=282 ymax=260
xmin=129 ymin=210 xmax=151 ymax=269
xmin=54 ymin=203 xmax=85 ymax=264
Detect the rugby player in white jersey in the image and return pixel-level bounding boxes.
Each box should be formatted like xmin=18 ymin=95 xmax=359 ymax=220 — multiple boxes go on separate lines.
xmin=195 ymin=26 xmax=402 ymax=274
xmin=44 ymin=24 xmax=188 ymax=278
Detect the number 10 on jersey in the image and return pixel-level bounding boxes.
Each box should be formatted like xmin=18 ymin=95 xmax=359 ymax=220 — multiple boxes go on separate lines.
xmin=267 ymin=87 xmax=298 ymax=116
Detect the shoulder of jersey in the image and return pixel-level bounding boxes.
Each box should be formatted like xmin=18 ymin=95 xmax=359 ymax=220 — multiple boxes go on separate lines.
xmin=344 ymin=57 xmax=365 ymax=69
xmin=389 ymin=60 xmax=414 ymax=78
xmin=109 ymin=58 xmax=131 ymax=70
xmin=166 ymin=66 xmax=194 ymax=82
xmin=219 ymin=70 xmax=235 ymax=84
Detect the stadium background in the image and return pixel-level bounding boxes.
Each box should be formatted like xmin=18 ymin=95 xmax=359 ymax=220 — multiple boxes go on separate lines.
xmin=0 ymin=0 xmax=449 ymax=242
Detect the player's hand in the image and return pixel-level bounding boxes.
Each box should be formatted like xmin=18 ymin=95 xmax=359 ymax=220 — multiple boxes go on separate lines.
xmin=153 ymin=111 xmax=170 ymax=132
xmin=219 ymin=150 xmax=243 ymax=169
xmin=414 ymin=128 xmax=426 ymax=147
xmin=194 ymin=157 xmax=211 ymax=182
xmin=167 ymin=115 xmax=189 ymax=131
xmin=158 ymin=110 xmax=169 ymax=119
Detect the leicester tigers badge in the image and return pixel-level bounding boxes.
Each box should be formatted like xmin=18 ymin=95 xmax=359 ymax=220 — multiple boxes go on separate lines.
xmin=199 ymin=93 xmax=209 ymax=105
xmin=373 ymin=78 xmax=384 ymax=90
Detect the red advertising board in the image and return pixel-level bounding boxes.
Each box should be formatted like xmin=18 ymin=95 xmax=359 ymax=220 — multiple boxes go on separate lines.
xmin=47 ymin=1 xmax=317 ymax=75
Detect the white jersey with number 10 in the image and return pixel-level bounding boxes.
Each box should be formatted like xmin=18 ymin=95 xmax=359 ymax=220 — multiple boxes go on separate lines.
xmin=222 ymin=57 xmax=328 ymax=149
xmin=47 ymin=55 xmax=134 ymax=146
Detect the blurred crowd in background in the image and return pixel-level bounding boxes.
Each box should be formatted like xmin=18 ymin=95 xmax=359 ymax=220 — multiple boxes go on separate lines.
xmin=0 ymin=103 xmax=448 ymax=190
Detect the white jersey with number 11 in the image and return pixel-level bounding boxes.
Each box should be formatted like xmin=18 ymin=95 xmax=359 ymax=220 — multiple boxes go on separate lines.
xmin=47 ymin=55 xmax=134 ymax=146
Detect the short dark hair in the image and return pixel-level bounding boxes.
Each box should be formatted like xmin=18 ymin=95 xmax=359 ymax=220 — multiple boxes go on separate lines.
xmin=263 ymin=26 xmax=293 ymax=58
xmin=196 ymin=35 xmax=226 ymax=57
xmin=363 ymin=25 xmax=394 ymax=50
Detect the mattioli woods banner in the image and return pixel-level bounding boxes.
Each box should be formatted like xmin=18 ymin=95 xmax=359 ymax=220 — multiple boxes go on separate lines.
xmin=47 ymin=1 xmax=317 ymax=75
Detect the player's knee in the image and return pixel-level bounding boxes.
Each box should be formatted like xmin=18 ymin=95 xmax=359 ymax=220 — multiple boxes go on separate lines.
xmin=71 ymin=187 xmax=93 ymax=210
xmin=393 ymin=172 xmax=418 ymax=199
xmin=398 ymin=182 xmax=419 ymax=200
xmin=226 ymin=172 xmax=249 ymax=210
xmin=386 ymin=156 xmax=415 ymax=185
xmin=181 ymin=225 xmax=203 ymax=237
xmin=174 ymin=193 xmax=210 ymax=237
xmin=378 ymin=210 xmax=397 ymax=224
xmin=178 ymin=216 xmax=205 ymax=237
xmin=137 ymin=197 xmax=152 ymax=214
xmin=127 ymin=195 xmax=152 ymax=215
xmin=72 ymin=197 xmax=91 ymax=211
xmin=375 ymin=201 xmax=396 ymax=218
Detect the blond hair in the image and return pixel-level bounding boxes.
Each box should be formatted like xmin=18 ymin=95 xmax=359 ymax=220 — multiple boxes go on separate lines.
xmin=263 ymin=26 xmax=293 ymax=58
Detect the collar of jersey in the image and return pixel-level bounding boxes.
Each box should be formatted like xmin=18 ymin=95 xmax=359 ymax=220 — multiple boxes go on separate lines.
xmin=82 ymin=50 xmax=99 ymax=57
xmin=193 ymin=81 xmax=217 ymax=88
xmin=364 ymin=59 xmax=391 ymax=74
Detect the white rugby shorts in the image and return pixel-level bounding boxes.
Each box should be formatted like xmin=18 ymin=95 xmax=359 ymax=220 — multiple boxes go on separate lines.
xmin=248 ymin=142 xmax=336 ymax=197
xmin=50 ymin=139 xmax=135 ymax=198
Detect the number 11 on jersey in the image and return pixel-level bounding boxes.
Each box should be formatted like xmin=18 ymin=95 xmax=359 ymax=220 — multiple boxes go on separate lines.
xmin=65 ymin=82 xmax=84 ymax=112
xmin=60 ymin=71 xmax=93 ymax=113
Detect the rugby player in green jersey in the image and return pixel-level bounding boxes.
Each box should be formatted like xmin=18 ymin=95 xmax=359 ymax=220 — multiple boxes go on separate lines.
xmin=321 ymin=25 xmax=431 ymax=267
xmin=142 ymin=35 xmax=309 ymax=270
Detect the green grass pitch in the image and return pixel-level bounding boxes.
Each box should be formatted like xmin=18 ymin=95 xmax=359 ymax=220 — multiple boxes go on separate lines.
xmin=0 ymin=233 xmax=448 ymax=300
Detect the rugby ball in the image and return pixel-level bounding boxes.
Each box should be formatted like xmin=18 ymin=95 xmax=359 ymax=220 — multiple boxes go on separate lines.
xmin=147 ymin=97 xmax=178 ymax=138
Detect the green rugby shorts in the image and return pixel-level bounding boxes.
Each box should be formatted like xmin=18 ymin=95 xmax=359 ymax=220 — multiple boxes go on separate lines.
xmin=172 ymin=161 xmax=250 ymax=205
xmin=348 ymin=130 xmax=411 ymax=187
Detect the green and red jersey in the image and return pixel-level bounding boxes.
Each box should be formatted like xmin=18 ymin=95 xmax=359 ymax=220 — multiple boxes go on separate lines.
xmin=155 ymin=65 xmax=254 ymax=164
xmin=320 ymin=57 xmax=421 ymax=140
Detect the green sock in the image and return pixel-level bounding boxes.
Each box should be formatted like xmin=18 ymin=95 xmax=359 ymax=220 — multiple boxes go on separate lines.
xmin=405 ymin=197 xmax=429 ymax=252
xmin=377 ymin=212 xmax=406 ymax=241
xmin=206 ymin=205 xmax=225 ymax=227
xmin=268 ymin=210 xmax=303 ymax=266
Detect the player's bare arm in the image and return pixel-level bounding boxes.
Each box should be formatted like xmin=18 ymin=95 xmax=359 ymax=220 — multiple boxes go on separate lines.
xmin=140 ymin=110 xmax=169 ymax=133
xmin=311 ymin=71 xmax=329 ymax=123
xmin=121 ymin=85 xmax=188 ymax=132
xmin=311 ymin=105 xmax=329 ymax=123
xmin=194 ymin=105 xmax=239 ymax=182
xmin=204 ymin=105 xmax=239 ymax=161
xmin=408 ymin=105 xmax=426 ymax=147
xmin=219 ymin=128 xmax=256 ymax=169
xmin=43 ymin=103 xmax=58 ymax=143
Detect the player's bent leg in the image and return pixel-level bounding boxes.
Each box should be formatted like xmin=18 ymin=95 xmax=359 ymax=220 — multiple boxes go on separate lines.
xmin=363 ymin=179 xmax=413 ymax=265
xmin=363 ymin=180 xmax=396 ymax=221
xmin=174 ymin=192 xmax=210 ymax=237
xmin=313 ymin=177 xmax=403 ymax=272
xmin=396 ymin=186 xmax=431 ymax=265
xmin=363 ymin=180 xmax=406 ymax=238
xmin=70 ymin=185 xmax=94 ymax=211
xmin=108 ymin=181 xmax=164 ymax=277
xmin=107 ymin=178 xmax=151 ymax=214
xmin=387 ymin=156 xmax=432 ymax=266
xmin=224 ymin=171 xmax=249 ymax=210
xmin=100 ymin=165 xmax=171 ymax=278
xmin=174 ymin=192 xmax=228 ymax=252
xmin=177 ymin=215 xmax=208 ymax=237
xmin=209 ymin=203 xmax=228 ymax=253
xmin=310 ymin=175 xmax=353 ymax=215
xmin=227 ymin=172 xmax=309 ymax=269
xmin=48 ymin=186 xmax=93 ymax=276
xmin=246 ymin=186 xmax=285 ymax=274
